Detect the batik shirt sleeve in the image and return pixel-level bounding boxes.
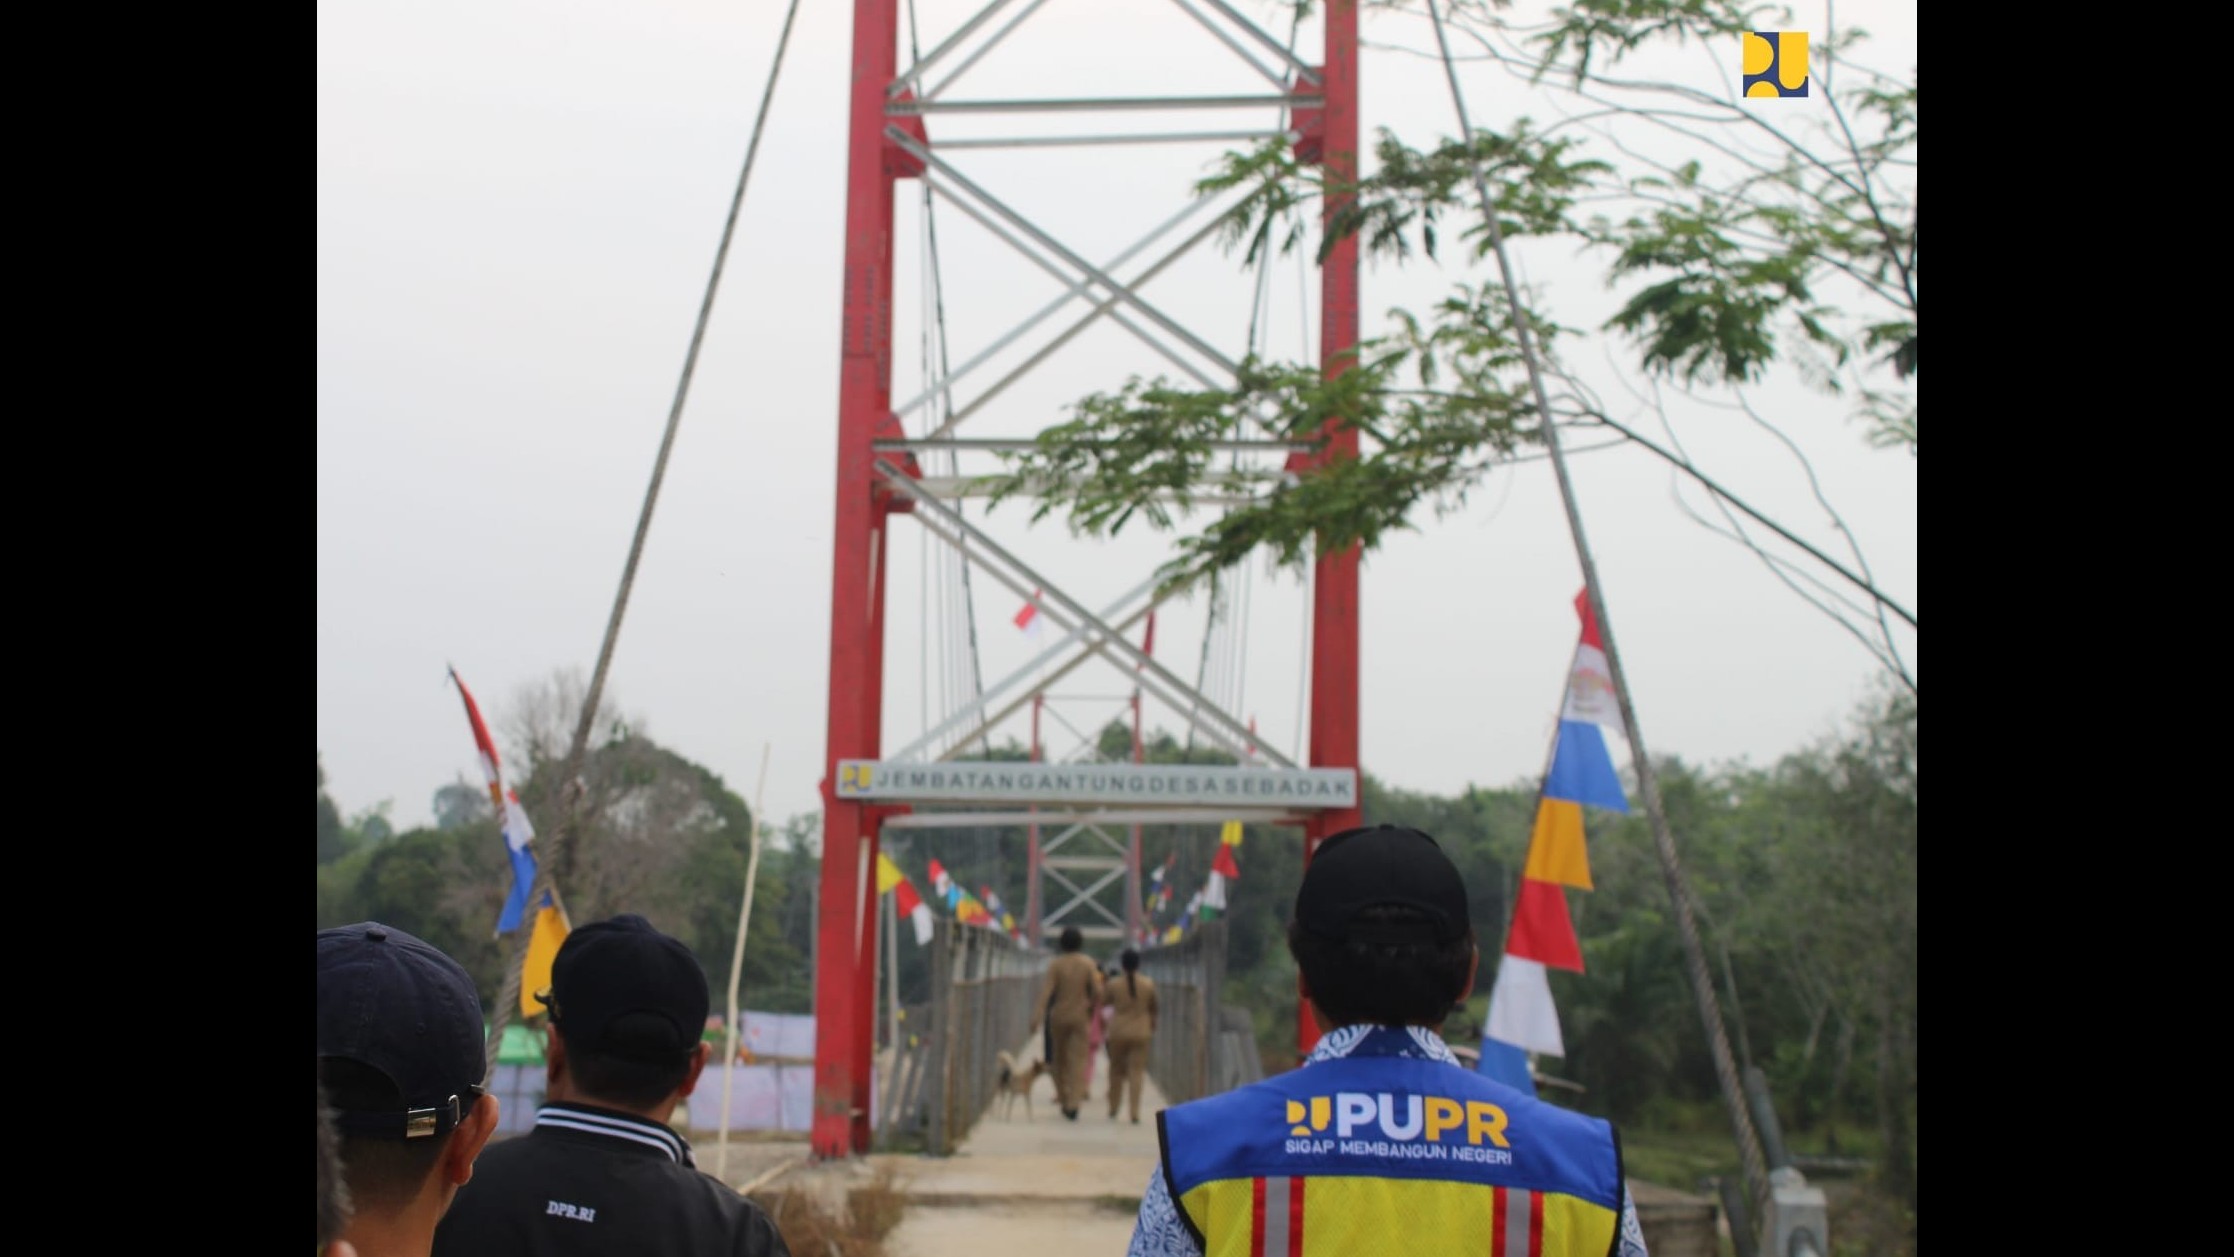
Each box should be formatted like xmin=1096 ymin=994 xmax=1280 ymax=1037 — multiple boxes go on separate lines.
xmin=1126 ymin=1167 xmax=1202 ymax=1257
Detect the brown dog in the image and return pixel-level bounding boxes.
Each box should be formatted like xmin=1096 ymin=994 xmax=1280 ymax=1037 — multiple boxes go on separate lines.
xmin=994 ymin=1049 xmax=1048 ymax=1121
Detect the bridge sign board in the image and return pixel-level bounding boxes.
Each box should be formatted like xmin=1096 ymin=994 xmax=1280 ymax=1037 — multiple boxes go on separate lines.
xmin=834 ymin=760 xmax=1357 ymax=809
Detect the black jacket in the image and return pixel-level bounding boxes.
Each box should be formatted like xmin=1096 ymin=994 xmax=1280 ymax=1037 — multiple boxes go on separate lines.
xmin=432 ymin=1102 xmax=790 ymax=1257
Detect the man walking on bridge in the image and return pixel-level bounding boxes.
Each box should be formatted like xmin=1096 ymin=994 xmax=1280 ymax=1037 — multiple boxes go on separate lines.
xmin=1030 ymin=925 xmax=1105 ymax=1121
xmin=1125 ymin=824 xmax=1649 ymax=1257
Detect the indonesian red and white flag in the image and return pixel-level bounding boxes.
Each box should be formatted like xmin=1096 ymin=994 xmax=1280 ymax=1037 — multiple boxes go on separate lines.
xmin=894 ymin=880 xmax=933 ymax=945
xmin=1013 ymin=590 xmax=1045 ymax=640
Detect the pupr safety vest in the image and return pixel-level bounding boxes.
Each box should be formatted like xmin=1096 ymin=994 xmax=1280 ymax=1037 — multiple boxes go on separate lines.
xmin=1158 ymin=1028 xmax=1624 ymax=1256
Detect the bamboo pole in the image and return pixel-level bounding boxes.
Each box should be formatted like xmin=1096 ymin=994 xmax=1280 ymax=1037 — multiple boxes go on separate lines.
xmin=716 ymin=743 xmax=774 ymax=1180
xmin=1419 ymin=0 xmax=1776 ymax=1238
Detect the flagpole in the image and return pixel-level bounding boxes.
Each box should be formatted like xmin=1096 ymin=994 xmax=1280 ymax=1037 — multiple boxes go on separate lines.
xmin=1500 ymin=644 xmax=1583 ymax=964
xmin=1420 ymin=0 xmax=1774 ymax=1237
xmin=716 ymin=742 xmax=774 ymax=1181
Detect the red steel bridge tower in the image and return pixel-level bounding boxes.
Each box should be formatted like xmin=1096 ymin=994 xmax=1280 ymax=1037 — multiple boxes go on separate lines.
xmin=812 ymin=0 xmax=1361 ymax=1158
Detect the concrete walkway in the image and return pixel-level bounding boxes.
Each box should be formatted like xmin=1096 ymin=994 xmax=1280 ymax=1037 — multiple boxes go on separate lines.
xmin=875 ymin=1070 xmax=1168 ymax=1257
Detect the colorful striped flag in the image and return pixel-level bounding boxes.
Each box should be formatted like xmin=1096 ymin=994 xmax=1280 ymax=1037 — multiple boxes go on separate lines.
xmin=955 ymin=888 xmax=991 ymax=926
xmin=1483 ymin=592 xmax=1629 ymax=1086
xmin=449 ymin=667 xmax=545 ymax=936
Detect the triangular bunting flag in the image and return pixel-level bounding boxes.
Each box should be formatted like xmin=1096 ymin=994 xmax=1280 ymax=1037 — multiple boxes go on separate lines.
xmin=1505 ymin=877 xmax=1584 ymax=972
xmin=1485 ymin=956 xmax=1565 ymax=1057
xmin=1521 ymin=798 xmax=1595 ymax=890
xmin=1211 ymin=843 xmax=1241 ymax=880
xmin=1543 ymin=720 xmax=1630 ymax=813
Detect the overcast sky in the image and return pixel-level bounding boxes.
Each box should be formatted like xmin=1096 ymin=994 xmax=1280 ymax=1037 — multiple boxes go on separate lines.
xmin=317 ymin=0 xmax=1917 ymax=836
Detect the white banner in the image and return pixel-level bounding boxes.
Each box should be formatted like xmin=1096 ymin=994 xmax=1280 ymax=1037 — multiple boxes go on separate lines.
xmin=835 ymin=760 xmax=1357 ymax=808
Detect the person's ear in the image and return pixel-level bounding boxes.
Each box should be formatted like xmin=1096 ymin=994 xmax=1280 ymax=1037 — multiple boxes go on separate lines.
xmin=675 ymin=1040 xmax=713 ymax=1098
xmin=444 ymin=1093 xmax=501 ymax=1186
xmin=543 ymin=1025 xmax=565 ymax=1087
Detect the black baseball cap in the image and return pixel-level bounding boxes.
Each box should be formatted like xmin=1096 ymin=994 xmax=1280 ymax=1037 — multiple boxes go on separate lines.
xmin=536 ymin=913 xmax=710 ymax=1062
xmin=1293 ymin=824 xmax=1472 ymax=945
xmin=316 ymin=922 xmax=487 ymax=1139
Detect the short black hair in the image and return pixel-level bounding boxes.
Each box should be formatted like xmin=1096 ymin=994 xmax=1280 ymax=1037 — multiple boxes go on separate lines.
xmin=317 ymin=1057 xmax=448 ymax=1206
xmin=563 ymin=1036 xmax=697 ymax=1110
xmin=1059 ymin=926 xmax=1084 ymax=952
xmin=1120 ymin=948 xmax=1140 ymax=972
xmin=1287 ymin=904 xmax=1475 ymax=1027
xmin=317 ymin=1076 xmax=352 ymax=1248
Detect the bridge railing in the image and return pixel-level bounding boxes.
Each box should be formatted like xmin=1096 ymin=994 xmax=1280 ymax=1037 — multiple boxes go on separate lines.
xmin=879 ymin=916 xmax=1051 ymax=1156
xmin=1137 ymin=921 xmax=1261 ymax=1103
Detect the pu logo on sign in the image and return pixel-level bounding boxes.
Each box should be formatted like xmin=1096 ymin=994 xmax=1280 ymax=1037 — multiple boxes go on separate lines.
xmin=839 ymin=763 xmax=874 ymax=794
xmin=1742 ymin=31 xmax=1808 ymax=97
xmin=1285 ymin=1092 xmax=1510 ymax=1147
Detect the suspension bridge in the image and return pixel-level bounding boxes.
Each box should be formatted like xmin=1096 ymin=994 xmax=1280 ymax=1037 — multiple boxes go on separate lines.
xmin=426 ymin=0 xmax=1842 ymax=1248
xmin=802 ymin=0 xmax=1364 ymax=1170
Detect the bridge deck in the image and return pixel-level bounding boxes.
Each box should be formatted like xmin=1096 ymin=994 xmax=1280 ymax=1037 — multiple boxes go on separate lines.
xmin=876 ymin=1070 xmax=1169 ymax=1254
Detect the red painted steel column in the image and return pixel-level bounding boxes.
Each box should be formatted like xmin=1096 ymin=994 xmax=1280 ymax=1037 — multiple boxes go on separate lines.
xmin=1300 ymin=0 xmax=1361 ymax=1059
xmin=850 ymin=512 xmax=893 ymax=1151
xmin=812 ymin=0 xmax=898 ymax=1159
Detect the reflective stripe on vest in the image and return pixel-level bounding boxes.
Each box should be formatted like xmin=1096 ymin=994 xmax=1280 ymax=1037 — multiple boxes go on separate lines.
xmin=1178 ymin=1174 xmax=1616 ymax=1257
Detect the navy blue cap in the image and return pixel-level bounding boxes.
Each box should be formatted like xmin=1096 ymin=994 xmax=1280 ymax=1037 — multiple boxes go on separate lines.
xmin=316 ymin=922 xmax=487 ymax=1139
xmin=1293 ymin=824 xmax=1472 ymax=945
xmin=537 ymin=914 xmax=709 ymax=1062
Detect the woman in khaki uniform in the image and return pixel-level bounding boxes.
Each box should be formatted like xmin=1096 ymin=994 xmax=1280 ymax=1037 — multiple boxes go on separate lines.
xmin=1029 ymin=926 xmax=1105 ymax=1119
xmin=1103 ymin=947 xmax=1158 ymax=1123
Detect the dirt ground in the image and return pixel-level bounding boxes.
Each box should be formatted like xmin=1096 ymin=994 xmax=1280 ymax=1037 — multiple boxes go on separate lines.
xmin=885 ymin=1201 xmax=1138 ymax=1257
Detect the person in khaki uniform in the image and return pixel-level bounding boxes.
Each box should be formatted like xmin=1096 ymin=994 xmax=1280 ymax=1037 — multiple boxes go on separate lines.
xmin=1103 ymin=947 xmax=1158 ymax=1123
xmin=1029 ymin=926 xmax=1105 ymax=1120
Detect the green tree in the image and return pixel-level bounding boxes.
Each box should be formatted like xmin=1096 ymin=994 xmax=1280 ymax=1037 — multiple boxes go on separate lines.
xmin=432 ymin=777 xmax=493 ymax=831
xmin=317 ymin=673 xmax=809 ymax=1016
xmin=982 ymin=0 xmax=1915 ymax=598
xmin=318 ymin=753 xmax=351 ymax=865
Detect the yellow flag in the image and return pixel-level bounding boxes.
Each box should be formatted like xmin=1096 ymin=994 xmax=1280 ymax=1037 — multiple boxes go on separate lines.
xmin=1163 ymin=925 xmax=1183 ymax=943
xmin=519 ymin=903 xmax=572 ymax=1020
xmin=875 ymin=852 xmax=905 ymax=896
xmin=1220 ymin=820 xmax=1243 ymax=847
xmin=1522 ymin=798 xmax=1595 ymax=890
